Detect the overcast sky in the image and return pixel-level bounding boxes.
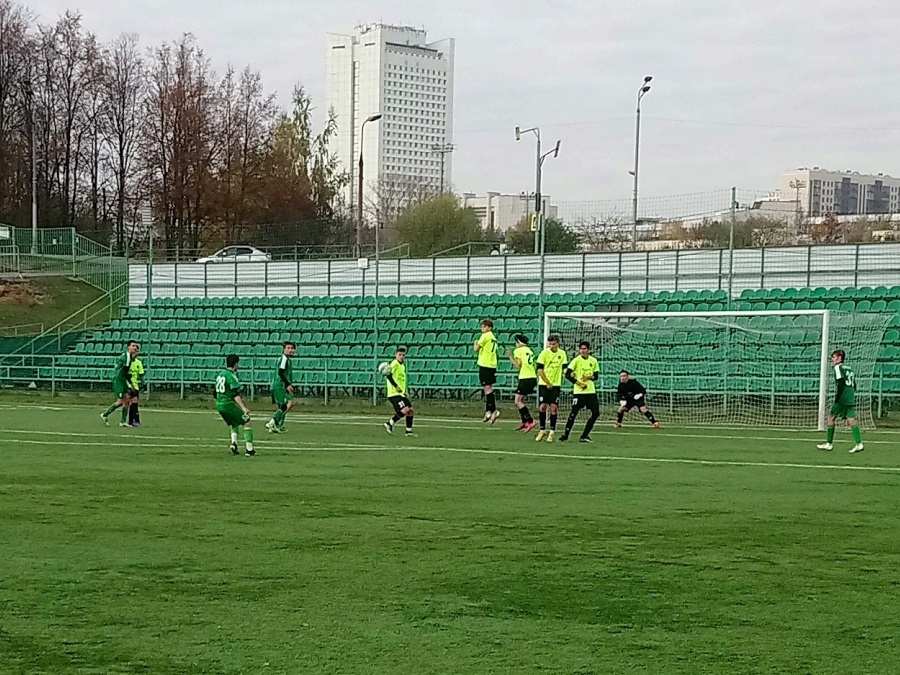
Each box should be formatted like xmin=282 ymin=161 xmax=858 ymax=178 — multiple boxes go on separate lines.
xmin=28 ymin=0 xmax=900 ymax=202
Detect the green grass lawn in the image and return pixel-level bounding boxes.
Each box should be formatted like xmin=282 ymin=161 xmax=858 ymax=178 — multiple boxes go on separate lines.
xmin=0 ymin=277 xmax=105 ymax=335
xmin=1 ymin=401 xmax=899 ymax=674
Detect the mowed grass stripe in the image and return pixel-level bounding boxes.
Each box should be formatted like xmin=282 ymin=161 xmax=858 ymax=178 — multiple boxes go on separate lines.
xmin=7 ymin=429 xmax=900 ymax=474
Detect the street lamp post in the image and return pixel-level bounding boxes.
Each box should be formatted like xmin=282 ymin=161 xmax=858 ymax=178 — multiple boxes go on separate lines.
xmin=357 ymin=113 xmax=382 ymax=257
xmin=356 ymin=113 xmax=382 ymax=405
xmin=516 ymin=126 xmax=560 ymax=255
xmin=516 ymin=126 xmax=560 ymax=315
xmin=20 ymin=77 xmax=37 ymax=255
xmin=631 ymin=76 xmax=652 ymax=251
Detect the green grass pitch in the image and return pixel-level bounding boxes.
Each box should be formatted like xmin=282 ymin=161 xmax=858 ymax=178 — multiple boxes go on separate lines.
xmin=1 ymin=401 xmax=899 ymax=674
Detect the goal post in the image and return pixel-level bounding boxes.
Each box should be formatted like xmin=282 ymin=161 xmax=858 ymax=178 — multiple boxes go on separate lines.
xmin=543 ymin=310 xmax=890 ymax=430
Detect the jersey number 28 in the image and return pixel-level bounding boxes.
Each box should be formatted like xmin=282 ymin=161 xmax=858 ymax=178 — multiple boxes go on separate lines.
xmin=215 ymin=376 xmax=227 ymax=394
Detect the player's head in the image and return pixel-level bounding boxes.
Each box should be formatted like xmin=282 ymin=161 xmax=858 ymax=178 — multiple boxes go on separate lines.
xmin=579 ymin=341 xmax=591 ymax=356
xmin=226 ymin=354 xmax=240 ymax=370
xmin=395 ymin=347 xmax=407 ymax=363
xmin=127 ymin=340 xmax=139 ymax=356
xmin=548 ymin=335 xmax=560 ymax=351
xmin=515 ymin=334 xmax=529 ymax=347
xmin=481 ymin=319 xmax=493 ymax=332
xmin=283 ymin=341 xmax=296 ymax=356
xmin=831 ymin=349 xmax=846 ymax=365
xmin=619 ymin=370 xmax=630 ymax=383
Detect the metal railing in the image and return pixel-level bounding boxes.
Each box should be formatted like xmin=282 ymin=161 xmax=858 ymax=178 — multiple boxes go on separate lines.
xmin=0 ymin=280 xmax=129 ymax=362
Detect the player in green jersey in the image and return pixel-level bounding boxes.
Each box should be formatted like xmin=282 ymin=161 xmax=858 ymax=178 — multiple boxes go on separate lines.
xmin=818 ymin=349 xmax=864 ymax=453
xmin=266 ymin=342 xmax=296 ymax=433
xmin=216 ymin=354 xmax=255 ymax=456
xmin=507 ymin=334 xmax=537 ymax=432
xmin=560 ymin=341 xmax=601 ymax=443
xmin=535 ymin=335 xmax=568 ymax=442
xmin=383 ymin=347 xmax=415 ymax=436
xmin=475 ymin=319 xmax=500 ymax=424
xmin=101 ymin=340 xmax=139 ymax=427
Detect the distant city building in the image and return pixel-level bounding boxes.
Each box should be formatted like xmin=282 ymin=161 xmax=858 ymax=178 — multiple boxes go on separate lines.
xmin=461 ymin=192 xmax=559 ymax=232
xmin=326 ymin=24 xmax=455 ymax=209
xmin=781 ymin=168 xmax=900 ymax=217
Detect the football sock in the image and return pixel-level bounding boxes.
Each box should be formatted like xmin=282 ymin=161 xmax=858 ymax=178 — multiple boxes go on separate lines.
xmin=103 ymin=403 xmax=120 ymax=417
xmin=826 ymin=425 xmax=835 ymax=443
xmin=550 ymin=413 xmax=558 ymax=431
xmin=130 ymin=402 xmax=140 ymax=424
xmin=539 ymin=410 xmax=547 ymax=429
xmin=617 ymin=411 xmax=625 ymax=423
xmin=517 ymin=406 xmax=527 ymax=422
xmin=273 ymin=409 xmax=285 ymax=427
xmin=564 ymin=411 xmax=577 ymax=437
xmin=852 ymin=425 xmax=862 ymax=445
xmin=485 ymin=392 xmax=496 ymax=412
xmin=583 ymin=412 xmax=599 ymax=438
xmin=644 ymin=410 xmax=657 ymax=424
xmin=406 ymin=415 xmax=414 ymax=431
xmin=522 ymin=406 xmax=532 ymax=423
xmin=231 ymin=428 xmax=239 ymax=444
xmin=244 ymin=428 xmax=254 ymax=452
xmin=120 ymin=407 xmax=129 ymax=424
xmin=391 ymin=413 xmax=403 ymax=424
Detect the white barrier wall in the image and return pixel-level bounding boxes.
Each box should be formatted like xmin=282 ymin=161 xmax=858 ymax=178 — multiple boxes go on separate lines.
xmin=128 ymin=243 xmax=900 ymax=305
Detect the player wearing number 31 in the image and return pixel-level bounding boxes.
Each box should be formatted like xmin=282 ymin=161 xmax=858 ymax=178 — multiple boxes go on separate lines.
xmin=560 ymin=341 xmax=601 ymax=443
xmin=817 ymin=349 xmax=864 ymax=453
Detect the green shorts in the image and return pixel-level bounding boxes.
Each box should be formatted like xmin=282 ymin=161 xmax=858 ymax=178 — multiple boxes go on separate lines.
xmin=218 ymin=403 xmax=249 ymax=428
xmin=271 ymin=384 xmax=295 ymax=406
xmin=831 ymin=402 xmax=857 ymax=420
xmin=112 ymin=377 xmax=129 ymax=399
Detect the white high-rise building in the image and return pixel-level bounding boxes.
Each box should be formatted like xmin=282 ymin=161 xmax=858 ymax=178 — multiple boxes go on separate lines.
xmin=326 ymin=24 xmax=455 ymax=210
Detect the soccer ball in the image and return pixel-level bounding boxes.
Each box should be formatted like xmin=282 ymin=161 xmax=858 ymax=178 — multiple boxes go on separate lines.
xmin=378 ymin=362 xmax=392 ymax=376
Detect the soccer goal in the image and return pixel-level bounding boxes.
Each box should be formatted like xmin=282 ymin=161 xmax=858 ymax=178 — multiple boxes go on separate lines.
xmin=543 ymin=310 xmax=891 ymax=430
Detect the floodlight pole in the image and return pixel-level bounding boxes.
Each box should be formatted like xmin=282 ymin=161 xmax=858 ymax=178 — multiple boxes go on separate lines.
xmin=631 ymin=76 xmax=652 ymax=252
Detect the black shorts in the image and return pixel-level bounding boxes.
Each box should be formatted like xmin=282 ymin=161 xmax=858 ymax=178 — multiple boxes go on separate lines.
xmin=620 ymin=396 xmax=647 ymax=411
xmin=572 ymin=393 xmax=600 ymax=415
xmin=479 ymin=367 xmax=497 ymax=387
xmin=129 ymin=389 xmax=140 ymax=400
xmin=389 ymin=395 xmax=412 ymax=415
xmin=538 ymin=385 xmax=560 ymax=406
xmin=516 ymin=378 xmax=538 ymax=396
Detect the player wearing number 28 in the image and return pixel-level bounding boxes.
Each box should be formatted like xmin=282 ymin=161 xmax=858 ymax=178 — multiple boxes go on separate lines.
xmin=215 ymin=354 xmax=255 ymax=456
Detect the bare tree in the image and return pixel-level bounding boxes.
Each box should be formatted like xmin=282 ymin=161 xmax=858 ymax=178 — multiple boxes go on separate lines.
xmin=0 ymin=1 xmax=32 ymax=221
xmin=365 ymin=173 xmax=439 ymax=243
xmin=41 ymin=12 xmax=94 ymax=227
xmin=143 ymin=34 xmax=220 ymax=256
xmin=103 ymin=33 xmax=144 ymax=252
xmin=569 ymin=214 xmax=634 ymax=252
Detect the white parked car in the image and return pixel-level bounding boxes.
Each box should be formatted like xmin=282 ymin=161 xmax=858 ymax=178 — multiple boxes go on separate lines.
xmin=196 ymin=246 xmax=271 ymax=264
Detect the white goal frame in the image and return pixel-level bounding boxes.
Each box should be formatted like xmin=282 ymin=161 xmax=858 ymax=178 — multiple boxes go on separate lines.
xmin=544 ymin=310 xmax=835 ymax=430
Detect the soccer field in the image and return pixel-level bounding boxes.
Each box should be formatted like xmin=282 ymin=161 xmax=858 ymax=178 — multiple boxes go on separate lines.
xmin=2 ymin=403 xmax=900 ymax=674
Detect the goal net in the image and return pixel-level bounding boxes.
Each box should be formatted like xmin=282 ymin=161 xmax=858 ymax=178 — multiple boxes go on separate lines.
xmin=544 ymin=310 xmax=890 ymax=430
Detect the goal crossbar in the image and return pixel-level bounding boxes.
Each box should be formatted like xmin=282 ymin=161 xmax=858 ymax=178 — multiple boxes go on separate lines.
xmin=542 ymin=309 xmax=869 ymax=431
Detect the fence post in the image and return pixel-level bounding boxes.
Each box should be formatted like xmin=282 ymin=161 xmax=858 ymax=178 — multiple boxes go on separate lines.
xmin=180 ymin=355 xmax=185 ymax=400
xmin=806 ymin=245 xmax=812 ymax=288
xmin=71 ymin=229 xmax=76 ymax=278
xmin=324 ymin=360 xmax=329 ymax=406
xmin=854 ymin=244 xmax=861 ymax=287
xmin=51 ymin=355 xmax=56 ymax=396
xmin=617 ymin=252 xmax=623 ymax=293
xmin=581 ymin=254 xmax=587 ymax=294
